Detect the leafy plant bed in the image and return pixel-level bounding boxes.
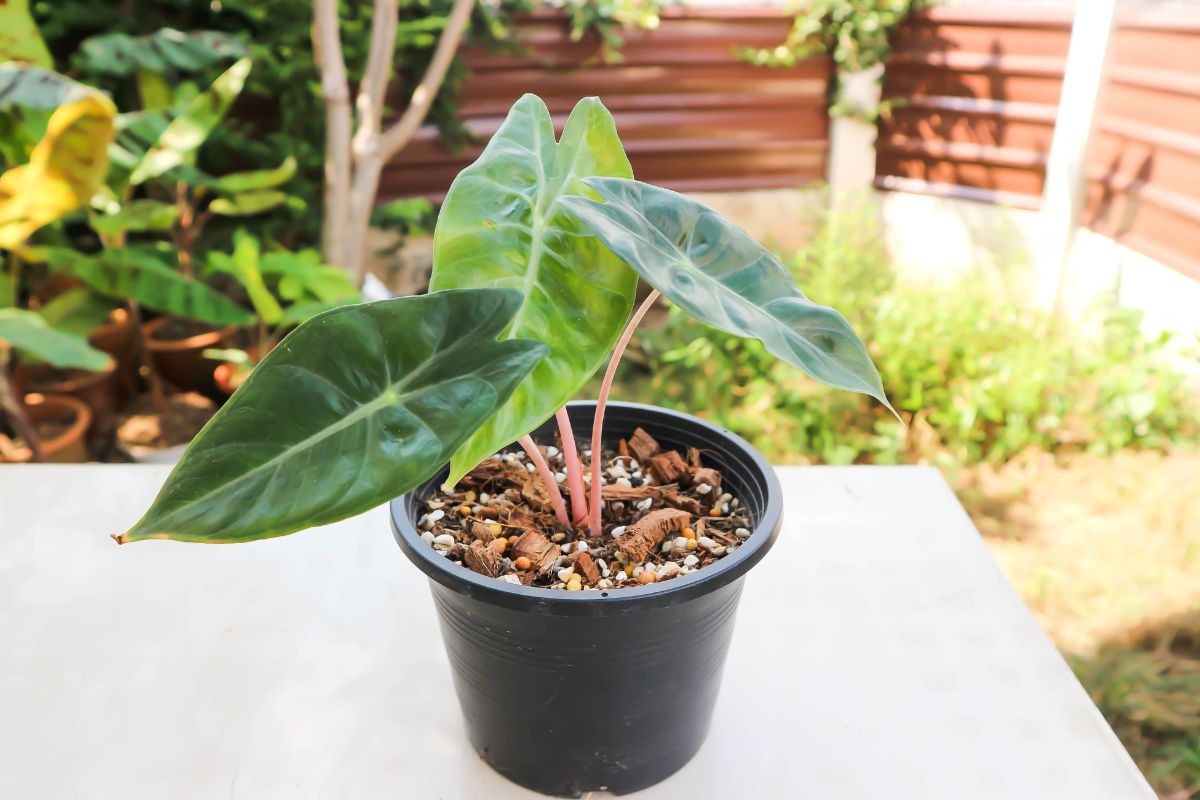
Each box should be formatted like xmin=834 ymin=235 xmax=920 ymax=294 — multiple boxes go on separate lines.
xmin=420 ymin=426 xmax=752 ymax=591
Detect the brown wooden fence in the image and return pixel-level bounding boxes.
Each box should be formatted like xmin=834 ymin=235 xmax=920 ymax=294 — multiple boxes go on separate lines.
xmin=876 ymin=5 xmax=1200 ymax=280
xmin=1086 ymin=10 xmax=1200 ymax=280
xmin=378 ymin=8 xmax=831 ymax=203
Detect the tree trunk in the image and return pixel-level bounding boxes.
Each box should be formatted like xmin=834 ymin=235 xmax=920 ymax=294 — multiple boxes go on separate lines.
xmin=312 ymin=0 xmax=352 ymax=269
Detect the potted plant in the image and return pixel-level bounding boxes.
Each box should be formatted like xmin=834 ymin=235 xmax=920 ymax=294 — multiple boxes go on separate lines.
xmin=116 ymin=95 xmax=892 ymax=796
xmin=0 ymin=308 xmax=111 ymax=462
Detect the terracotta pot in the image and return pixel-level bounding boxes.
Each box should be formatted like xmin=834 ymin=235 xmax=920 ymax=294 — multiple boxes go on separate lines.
xmin=15 ymin=361 xmax=118 ymax=442
xmin=2 ymin=394 xmax=92 ymax=463
xmin=212 ymin=343 xmax=273 ymax=397
xmin=89 ymin=308 xmax=139 ymax=401
xmin=143 ymin=317 xmax=238 ymax=397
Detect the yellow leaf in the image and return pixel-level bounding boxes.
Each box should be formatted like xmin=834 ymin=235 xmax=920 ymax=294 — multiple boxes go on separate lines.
xmin=0 ymin=93 xmax=116 ymax=249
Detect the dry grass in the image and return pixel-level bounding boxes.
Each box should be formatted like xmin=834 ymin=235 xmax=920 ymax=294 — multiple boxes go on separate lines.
xmin=958 ymin=450 xmax=1200 ymax=799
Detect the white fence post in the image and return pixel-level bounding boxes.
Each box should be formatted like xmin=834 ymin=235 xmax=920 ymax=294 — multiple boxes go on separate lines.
xmin=827 ymin=63 xmax=884 ymax=195
xmin=1035 ymin=0 xmax=1118 ymax=314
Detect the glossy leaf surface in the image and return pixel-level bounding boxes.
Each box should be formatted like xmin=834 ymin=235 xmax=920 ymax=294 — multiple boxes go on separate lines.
xmin=0 ymin=308 xmax=111 ymax=371
xmin=561 ymin=178 xmax=894 ymax=412
xmin=208 ymin=189 xmax=287 ymax=217
xmin=118 ymin=288 xmax=546 ymax=543
xmin=430 ymin=94 xmax=635 ymax=483
xmin=208 ymin=156 xmax=296 ymax=194
xmin=44 ymin=245 xmax=254 ymax=327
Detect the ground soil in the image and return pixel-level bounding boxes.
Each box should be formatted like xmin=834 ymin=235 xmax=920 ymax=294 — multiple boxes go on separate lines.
xmin=421 ymin=427 xmax=753 ymax=590
xmin=115 ymin=392 xmax=217 ymax=449
xmin=960 ymin=449 xmax=1200 ymax=799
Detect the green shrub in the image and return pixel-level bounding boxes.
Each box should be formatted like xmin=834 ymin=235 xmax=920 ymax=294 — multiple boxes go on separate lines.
xmin=619 ymin=204 xmax=1200 ymax=467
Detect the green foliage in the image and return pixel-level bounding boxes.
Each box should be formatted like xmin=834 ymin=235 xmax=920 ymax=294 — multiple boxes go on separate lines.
xmin=35 ymin=0 xmax=669 ymax=247
xmin=119 ymin=288 xmax=547 ymax=543
xmin=562 ymin=178 xmax=893 ymax=414
xmin=622 ymin=204 xmax=1200 ymax=467
xmin=0 ymin=307 xmax=111 ymax=371
xmin=739 ymin=0 xmax=927 ymax=72
xmin=430 ymin=95 xmax=636 ymax=485
xmin=559 ymin=0 xmax=666 ymax=63
xmin=76 ymin=28 xmax=247 ymax=78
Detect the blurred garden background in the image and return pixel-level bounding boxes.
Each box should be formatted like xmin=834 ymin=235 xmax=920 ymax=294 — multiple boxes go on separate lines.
xmin=2 ymin=0 xmax=1198 ymax=795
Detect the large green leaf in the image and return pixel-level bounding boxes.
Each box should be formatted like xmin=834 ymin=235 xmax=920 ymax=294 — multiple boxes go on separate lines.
xmin=117 ymin=288 xmax=547 ymax=543
xmin=88 ymin=199 xmax=178 ymax=236
xmin=45 ymin=245 xmax=253 ymax=327
xmin=129 ymin=57 xmax=250 ymax=185
xmin=560 ymin=178 xmax=895 ymax=413
xmin=77 ymin=28 xmax=247 ymax=77
xmin=0 ymin=308 xmax=110 ymax=370
xmin=259 ymin=249 xmax=358 ymax=305
xmin=429 ymin=94 xmax=636 ymax=484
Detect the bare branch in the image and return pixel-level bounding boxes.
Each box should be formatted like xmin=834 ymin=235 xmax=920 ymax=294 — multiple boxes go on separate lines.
xmin=379 ymin=0 xmax=475 ymax=162
xmin=353 ymin=0 xmax=399 ymax=162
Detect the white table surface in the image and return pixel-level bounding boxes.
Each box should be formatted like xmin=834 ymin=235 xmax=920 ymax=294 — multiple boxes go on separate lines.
xmin=0 ymin=465 xmax=1155 ymax=800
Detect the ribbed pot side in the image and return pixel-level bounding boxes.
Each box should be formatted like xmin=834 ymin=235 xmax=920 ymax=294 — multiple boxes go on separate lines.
xmin=392 ymin=402 xmax=783 ymax=797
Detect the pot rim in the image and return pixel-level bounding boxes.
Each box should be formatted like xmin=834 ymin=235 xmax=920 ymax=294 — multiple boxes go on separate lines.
xmin=142 ymin=316 xmax=238 ymax=352
xmin=391 ymin=401 xmax=783 ymax=614
xmin=21 ymin=393 xmax=92 ymax=457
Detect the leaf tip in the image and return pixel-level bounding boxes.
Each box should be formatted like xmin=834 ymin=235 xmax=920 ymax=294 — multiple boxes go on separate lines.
xmin=111 ymin=532 xmax=129 ymax=545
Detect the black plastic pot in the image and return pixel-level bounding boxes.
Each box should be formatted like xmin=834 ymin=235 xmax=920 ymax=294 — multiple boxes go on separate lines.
xmin=391 ymin=401 xmax=783 ymax=797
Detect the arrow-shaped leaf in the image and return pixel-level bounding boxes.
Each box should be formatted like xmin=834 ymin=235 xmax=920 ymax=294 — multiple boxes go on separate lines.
xmin=117 ymin=288 xmax=547 ymax=543
xmin=561 ymin=178 xmax=895 ymax=413
xmin=0 ymin=308 xmax=111 ymax=371
xmin=429 ymin=94 xmax=636 ymax=484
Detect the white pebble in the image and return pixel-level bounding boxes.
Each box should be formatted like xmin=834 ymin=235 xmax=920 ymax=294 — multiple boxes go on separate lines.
xmin=637 ymin=498 xmax=653 ymax=511
xmin=557 ymin=566 xmax=575 ymax=582
xmin=683 ymin=554 xmax=699 ymax=567
xmin=658 ymin=562 xmax=682 ymax=580
xmin=718 ymin=492 xmax=732 ymax=504
xmin=428 ymin=509 xmax=445 ymax=523
xmin=632 ymin=565 xmax=644 ymax=578
xmin=546 ymin=446 xmax=559 ymax=457
xmin=551 ymin=532 xmax=567 ymax=542
xmin=697 ymin=536 xmax=717 ymax=551
xmin=584 ymin=449 xmax=592 ymax=458
xmin=555 ymin=472 xmax=566 ymax=483
xmin=577 ymin=541 xmax=589 ymax=553
xmin=615 ymin=477 xmax=633 ymax=488
xmin=601 ymin=567 xmax=611 ymax=578
xmin=674 ymin=536 xmax=689 ymax=549
xmin=417 ymin=514 xmax=431 ymax=530
xmin=561 ymin=543 xmax=573 ymax=553
xmin=711 ymin=545 xmax=727 ymax=556
xmin=643 ymin=564 xmax=657 ymax=576
xmin=611 ymin=525 xmax=626 ymax=538
xmin=735 ymin=527 xmax=751 ymax=540
xmin=420 ymin=531 xmax=436 ymax=545
xmin=499 ymin=575 xmax=522 ymax=584
xmin=525 ymin=462 xmax=536 ymax=472
xmin=696 ymin=483 xmax=712 ymax=495
xmin=661 ymin=540 xmax=673 ymax=554
xmin=597 ymin=558 xmax=608 ymax=572
xmin=597 ymin=578 xmax=614 ymax=590
xmin=731 ymin=498 xmax=741 ymax=509
xmin=433 ymin=533 xmax=455 ymax=548
xmin=479 ymin=492 xmax=490 ymax=503
xmin=629 ymin=459 xmax=639 ymax=470
xmin=615 ymin=571 xmax=628 ymax=582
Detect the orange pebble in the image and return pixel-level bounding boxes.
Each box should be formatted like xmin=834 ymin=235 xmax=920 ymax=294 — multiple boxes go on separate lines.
xmin=508 ymin=534 xmax=519 ymax=545
xmin=682 ymin=528 xmax=697 ymax=539
xmin=488 ymin=538 xmax=507 ymax=555
xmin=708 ymin=509 xmax=723 ymax=518
xmin=636 ymin=571 xmax=657 ymax=585
xmin=513 ymin=556 xmax=532 ymax=571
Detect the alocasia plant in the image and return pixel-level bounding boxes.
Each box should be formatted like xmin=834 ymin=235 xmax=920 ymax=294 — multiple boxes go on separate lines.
xmin=119 ymin=93 xmax=891 ymax=546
